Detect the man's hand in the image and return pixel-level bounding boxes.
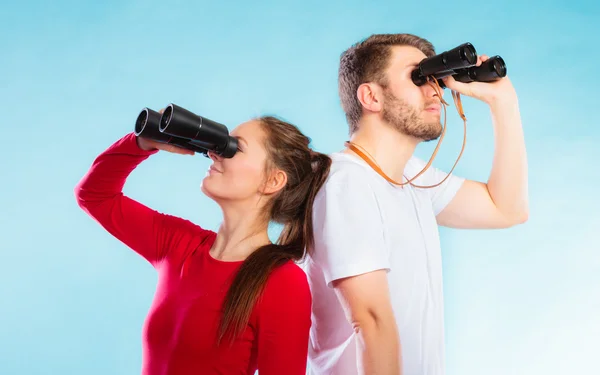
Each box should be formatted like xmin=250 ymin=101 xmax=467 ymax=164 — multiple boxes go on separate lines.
xmin=442 ymin=54 xmax=517 ymax=106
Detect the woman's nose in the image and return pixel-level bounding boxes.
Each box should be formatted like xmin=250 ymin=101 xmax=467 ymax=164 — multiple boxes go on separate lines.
xmin=208 ymin=151 xmax=222 ymax=161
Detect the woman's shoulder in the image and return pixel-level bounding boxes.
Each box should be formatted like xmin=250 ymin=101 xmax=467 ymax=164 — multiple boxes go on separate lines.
xmin=252 ymin=261 xmax=312 ymax=349
xmin=157 ymin=214 xmax=217 ymax=264
xmin=260 ymin=260 xmax=311 ymax=304
xmin=269 ymin=260 xmax=309 ymax=286
xmin=160 ymin=214 xmax=217 ymax=241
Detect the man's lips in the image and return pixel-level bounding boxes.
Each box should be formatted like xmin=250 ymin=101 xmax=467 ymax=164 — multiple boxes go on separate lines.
xmin=425 ymin=104 xmax=441 ymax=113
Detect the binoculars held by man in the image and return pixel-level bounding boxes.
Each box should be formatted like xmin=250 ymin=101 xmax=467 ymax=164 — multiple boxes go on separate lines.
xmin=134 ymin=104 xmax=239 ymax=158
xmin=411 ymin=42 xmax=507 ymax=88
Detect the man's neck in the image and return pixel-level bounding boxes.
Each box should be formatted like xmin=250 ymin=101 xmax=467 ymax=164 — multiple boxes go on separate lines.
xmin=344 ymin=118 xmax=420 ymax=183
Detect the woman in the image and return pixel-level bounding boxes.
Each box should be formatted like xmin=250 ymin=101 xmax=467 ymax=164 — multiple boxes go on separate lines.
xmin=74 ymin=114 xmax=331 ymax=375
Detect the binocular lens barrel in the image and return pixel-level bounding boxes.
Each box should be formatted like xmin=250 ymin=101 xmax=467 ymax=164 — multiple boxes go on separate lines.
xmin=158 ymin=104 xmax=238 ymax=158
xmin=135 ymin=108 xmax=168 ymax=142
xmin=411 ymin=42 xmax=507 ymax=88
xmin=134 ymin=108 xmax=213 ymax=154
xmin=411 ymin=69 xmax=455 ymax=87
xmin=418 ymin=42 xmax=477 ymax=77
xmin=134 ymin=104 xmax=238 ymax=158
xmin=453 ymin=55 xmax=506 ymax=83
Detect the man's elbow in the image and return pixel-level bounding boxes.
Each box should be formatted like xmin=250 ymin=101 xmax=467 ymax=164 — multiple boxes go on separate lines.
xmin=512 ymin=201 xmax=530 ymax=224
xmin=503 ymin=208 xmax=529 ymax=227
xmin=350 ymin=308 xmax=396 ymax=334
xmin=515 ymin=209 xmax=529 ymax=224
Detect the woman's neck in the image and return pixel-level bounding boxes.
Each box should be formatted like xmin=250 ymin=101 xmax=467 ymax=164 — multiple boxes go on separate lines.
xmin=210 ymin=203 xmax=271 ymax=262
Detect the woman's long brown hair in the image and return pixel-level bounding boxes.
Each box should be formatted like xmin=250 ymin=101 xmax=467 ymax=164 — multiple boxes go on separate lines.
xmin=216 ymin=116 xmax=331 ymax=345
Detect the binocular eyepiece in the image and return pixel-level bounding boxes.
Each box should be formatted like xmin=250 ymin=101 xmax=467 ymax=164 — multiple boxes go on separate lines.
xmin=134 ymin=104 xmax=238 ymax=158
xmin=411 ymin=42 xmax=507 ymax=88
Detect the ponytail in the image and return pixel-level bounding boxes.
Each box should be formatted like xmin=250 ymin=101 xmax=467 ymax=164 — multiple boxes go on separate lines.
xmin=216 ymin=149 xmax=332 ymax=345
xmin=280 ymin=151 xmax=332 ymax=251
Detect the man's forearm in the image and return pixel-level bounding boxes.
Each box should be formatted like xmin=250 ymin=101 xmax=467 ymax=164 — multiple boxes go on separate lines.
xmin=355 ymin=317 xmax=402 ymax=374
xmin=487 ymin=96 xmax=529 ymax=223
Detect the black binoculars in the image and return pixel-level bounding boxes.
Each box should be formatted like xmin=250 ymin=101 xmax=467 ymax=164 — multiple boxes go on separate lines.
xmin=134 ymin=104 xmax=238 ymax=158
xmin=411 ymin=42 xmax=507 ymax=88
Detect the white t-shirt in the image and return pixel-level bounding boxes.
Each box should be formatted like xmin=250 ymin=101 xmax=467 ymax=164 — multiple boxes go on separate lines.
xmin=303 ymin=152 xmax=465 ymax=375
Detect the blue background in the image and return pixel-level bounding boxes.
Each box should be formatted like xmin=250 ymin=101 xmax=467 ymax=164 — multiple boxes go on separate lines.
xmin=1 ymin=0 xmax=598 ymax=374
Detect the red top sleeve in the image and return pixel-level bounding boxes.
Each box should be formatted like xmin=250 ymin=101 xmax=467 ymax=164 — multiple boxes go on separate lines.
xmin=256 ymin=262 xmax=312 ymax=375
xmin=74 ymin=132 xmax=210 ymax=267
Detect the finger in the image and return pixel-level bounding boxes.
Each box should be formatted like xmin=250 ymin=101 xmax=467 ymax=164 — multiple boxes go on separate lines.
xmin=441 ymin=74 xmax=454 ymax=86
xmin=178 ymin=148 xmax=195 ymax=155
xmin=165 ymin=145 xmax=194 ymax=155
xmin=442 ymin=76 xmax=472 ymax=95
xmin=158 ymin=108 xmax=165 ymax=114
xmin=475 ymin=55 xmax=483 ymax=67
xmin=176 ymin=149 xmax=195 ymax=155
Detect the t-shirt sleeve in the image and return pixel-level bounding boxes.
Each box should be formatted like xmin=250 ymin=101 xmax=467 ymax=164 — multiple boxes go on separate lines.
xmin=407 ymin=157 xmax=465 ymax=215
xmin=311 ymin=164 xmax=390 ymax=287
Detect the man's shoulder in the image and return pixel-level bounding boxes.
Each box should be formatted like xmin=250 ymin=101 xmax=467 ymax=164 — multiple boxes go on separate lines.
xmin=405 ymin=155 xmax=428 ymax=175
xmin=326 ymin=152 xmax=427 ymax=182
xmin=312 ymin=152 xmax=387 ymax=211
xmin=325 ymin=152 xmax=378 ymax=184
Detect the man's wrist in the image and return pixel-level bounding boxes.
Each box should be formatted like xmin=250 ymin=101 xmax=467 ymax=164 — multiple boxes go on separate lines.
xmin=487 ymin=92 xmax=519 ymax=111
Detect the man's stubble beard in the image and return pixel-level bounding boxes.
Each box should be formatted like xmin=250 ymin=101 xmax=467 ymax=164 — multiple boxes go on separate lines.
xmin=381 ymin=89 xmax=443 ymax=142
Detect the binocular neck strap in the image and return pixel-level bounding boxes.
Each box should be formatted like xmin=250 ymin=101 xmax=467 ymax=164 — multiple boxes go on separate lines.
xmin=346 ymin=77 xmax=468 ymax=189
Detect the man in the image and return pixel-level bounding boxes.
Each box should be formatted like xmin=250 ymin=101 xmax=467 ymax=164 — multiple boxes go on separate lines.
xmin=304 ymin=33 xmax=528 ymax=375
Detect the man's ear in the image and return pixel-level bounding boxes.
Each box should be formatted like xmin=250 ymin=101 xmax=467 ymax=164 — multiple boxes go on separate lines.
xmin=357 ymin=83 xmax=384 ymax=114
xmin=261 ymin=169 xmax=287 ymax=195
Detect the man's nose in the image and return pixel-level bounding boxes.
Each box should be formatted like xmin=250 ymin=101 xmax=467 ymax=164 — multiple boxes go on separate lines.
xmin=421 ymin=80 xmax=443 ymax=99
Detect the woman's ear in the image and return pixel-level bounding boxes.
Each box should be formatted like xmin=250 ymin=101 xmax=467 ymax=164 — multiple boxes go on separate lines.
xmin=261 ymin=169 xmax=287 ymax=195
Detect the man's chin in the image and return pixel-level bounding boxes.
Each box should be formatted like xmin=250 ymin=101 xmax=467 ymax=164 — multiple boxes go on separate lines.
xmin=421 ymin=135 xmax=440 ymax=143
xmin=416 ymin=123 xmax=443 ymax=142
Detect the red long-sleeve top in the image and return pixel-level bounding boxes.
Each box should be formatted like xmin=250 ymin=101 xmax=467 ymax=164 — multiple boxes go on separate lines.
xmin=74 ymin=133 xmax=312 ymax=375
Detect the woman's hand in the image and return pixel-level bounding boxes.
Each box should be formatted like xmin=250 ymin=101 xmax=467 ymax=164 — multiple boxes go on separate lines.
xmin=136 ymin=137 xmax=195 ymax=155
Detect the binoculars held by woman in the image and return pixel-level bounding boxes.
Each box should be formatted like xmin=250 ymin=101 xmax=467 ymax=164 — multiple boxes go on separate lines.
xmin=134 ymin=104 xmax=239 ymax=158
